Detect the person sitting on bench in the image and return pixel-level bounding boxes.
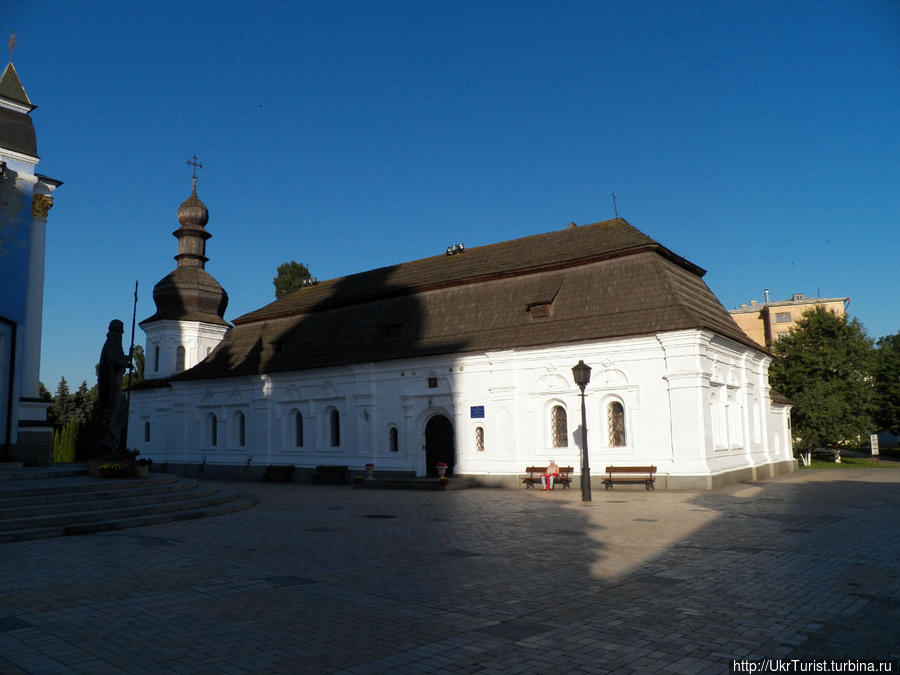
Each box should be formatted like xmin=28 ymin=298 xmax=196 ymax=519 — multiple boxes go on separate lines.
xmin=542 ymin=460 xmax=560 ymax=491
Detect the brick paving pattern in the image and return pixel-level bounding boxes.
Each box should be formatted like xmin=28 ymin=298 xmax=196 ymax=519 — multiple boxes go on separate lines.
xmin=1 ymin=469 xmax=898 ymax=673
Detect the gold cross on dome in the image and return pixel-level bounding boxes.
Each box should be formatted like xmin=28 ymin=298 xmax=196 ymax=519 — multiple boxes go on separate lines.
xmin=8 ymin=31 xmax=15 ymax=62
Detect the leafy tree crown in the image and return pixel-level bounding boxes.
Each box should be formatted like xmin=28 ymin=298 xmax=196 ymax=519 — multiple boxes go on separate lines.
xmin=769 ymin=306 xmax=876 ymax=450
xmin=273 ymin=261 xmax=312 ymax=300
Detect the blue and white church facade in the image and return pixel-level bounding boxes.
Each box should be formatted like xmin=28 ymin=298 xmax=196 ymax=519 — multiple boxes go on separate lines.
xmin=0 ymin=57 xmax=61 ymax=465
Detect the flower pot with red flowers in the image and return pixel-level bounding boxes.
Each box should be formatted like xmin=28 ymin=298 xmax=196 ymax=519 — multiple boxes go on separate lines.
xmin=435 ymin=461 xmax=448 ymax=479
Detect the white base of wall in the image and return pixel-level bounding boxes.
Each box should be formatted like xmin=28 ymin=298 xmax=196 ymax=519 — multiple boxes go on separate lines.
xmin=147 ymin=458 xmax=797 ymax=490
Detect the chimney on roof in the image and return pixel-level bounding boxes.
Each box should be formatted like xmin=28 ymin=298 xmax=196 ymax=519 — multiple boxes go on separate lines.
xmin=566 ymin=222 xmax=577 ymax=230
xmin=740 ymin=304 xmax=748 ymax=309
xmin=764 ymin=288 xmax=770 ymax=303
xmin=750 ymin=300 xmax=757 ymax=307
xmin=792 ymin=293 xmax=805 ymax=302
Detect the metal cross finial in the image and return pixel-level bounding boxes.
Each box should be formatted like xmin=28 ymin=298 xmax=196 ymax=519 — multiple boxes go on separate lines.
xmin=186 ymin=154 xmax=203 ymax=184
xmin=8 ymin=31 xmax=15 ymax=63
xmin=611 ymin=192 xmax=618 ymax=219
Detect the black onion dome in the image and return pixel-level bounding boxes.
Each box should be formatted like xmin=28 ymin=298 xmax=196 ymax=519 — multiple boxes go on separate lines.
xmin=139 ymin=179 xmax=229 ymax=328
xmin=176 ymin=184 xmax=209 ymax=229
xmin=141 ymin=267 xmax=229 ymax=327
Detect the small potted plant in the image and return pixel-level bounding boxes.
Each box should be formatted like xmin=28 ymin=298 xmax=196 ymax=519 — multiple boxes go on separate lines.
xmin=135 ymin=456 xmax=151 ymax=478
xmin=353 ymin=475 xmax=364 ymax=485
xmin=435 ymin=461 xmax=448 ymax=479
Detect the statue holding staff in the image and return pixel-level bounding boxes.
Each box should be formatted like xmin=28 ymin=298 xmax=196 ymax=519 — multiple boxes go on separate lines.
xmin=96 ymin=319 xmax=133 ymax=457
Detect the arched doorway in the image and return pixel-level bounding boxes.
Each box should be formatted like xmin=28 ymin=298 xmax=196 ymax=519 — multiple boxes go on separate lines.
xmin=425 ymin=414 xmax=455 ymax=476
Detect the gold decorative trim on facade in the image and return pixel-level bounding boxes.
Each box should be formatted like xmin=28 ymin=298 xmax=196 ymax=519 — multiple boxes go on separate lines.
xmin=31 ymin=194 xmax=53 ymax=218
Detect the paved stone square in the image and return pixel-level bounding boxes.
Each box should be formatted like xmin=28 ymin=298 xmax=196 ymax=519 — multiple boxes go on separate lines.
xmin=1 ymin=469 xmax=898 ymax=673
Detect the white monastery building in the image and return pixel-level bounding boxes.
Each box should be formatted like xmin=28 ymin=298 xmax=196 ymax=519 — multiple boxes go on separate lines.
xmin=129 ymin=182 xmax=794 ymax=489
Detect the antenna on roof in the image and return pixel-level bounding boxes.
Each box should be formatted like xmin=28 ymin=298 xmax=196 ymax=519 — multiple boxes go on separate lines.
xmin=611 ymin=192 xmax=618 ymax=219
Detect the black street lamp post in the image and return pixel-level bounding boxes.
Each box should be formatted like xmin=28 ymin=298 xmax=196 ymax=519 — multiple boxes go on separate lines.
xmin=572 ymin=359 xmax=592 ymax=502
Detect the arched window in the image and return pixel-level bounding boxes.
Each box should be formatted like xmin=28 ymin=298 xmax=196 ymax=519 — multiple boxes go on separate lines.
xmin=144 ymin=421 xmax=151 ymax=443
xmin=389 ymin=426 xmax=399 ymax=452
xmin=294 ymin=411 xmax=304 ymax=447
xmin=236 ymin=412 xmax=246 ymax=447
xmin=608 ymin=401 xmax=626 ymax=446
xmin=475 ymin=426 xmax=485 ymax=451
xmin=329 ymin=409 xmax=341 ymax=447
xmin=175 ymin=346 xmax=186 ymax=372
xmin=209 ymin=413 xmax=218 ymax=447
xmin=551 ymin=405 xmax=568 ymax=448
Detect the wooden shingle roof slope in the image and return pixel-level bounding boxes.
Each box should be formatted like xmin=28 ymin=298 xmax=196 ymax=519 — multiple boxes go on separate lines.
xmin=176 ymin=218 xmax=763 ymax=381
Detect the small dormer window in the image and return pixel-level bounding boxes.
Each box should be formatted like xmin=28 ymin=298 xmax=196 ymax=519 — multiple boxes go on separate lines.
xmin=525 ymin=275 xmax=561 ymax=321
xmin=427 ymin=377 xmax=438 ymax=389
xmin=529 ymin=303 xmax=550 ymax=319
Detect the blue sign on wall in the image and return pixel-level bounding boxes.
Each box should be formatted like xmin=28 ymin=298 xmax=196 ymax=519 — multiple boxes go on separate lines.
xmin=470 ymin=406 xmax=485 ymax=419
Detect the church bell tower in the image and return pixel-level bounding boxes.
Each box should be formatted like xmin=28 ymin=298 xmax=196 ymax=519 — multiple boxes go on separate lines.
xmin=0 ymin=37 xmax=62 ymax=465
xmin=139 ymin=159 xmax=230 ymax=379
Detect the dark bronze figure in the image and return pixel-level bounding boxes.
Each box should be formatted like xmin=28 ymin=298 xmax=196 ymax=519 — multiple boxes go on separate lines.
xmin=96 ymin=319 xmax=132 ymax=457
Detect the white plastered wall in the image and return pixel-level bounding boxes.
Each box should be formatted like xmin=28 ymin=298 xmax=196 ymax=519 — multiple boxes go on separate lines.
xmin=129 ymin=328 xmax=793 ymax=481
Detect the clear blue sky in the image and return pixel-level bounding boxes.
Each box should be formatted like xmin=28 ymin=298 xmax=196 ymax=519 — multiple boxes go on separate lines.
xmin=6 ymin=0 xmax=899 ymax=390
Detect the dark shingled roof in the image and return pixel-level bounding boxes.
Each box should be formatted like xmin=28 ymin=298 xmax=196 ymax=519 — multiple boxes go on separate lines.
xmin=0 ymin=63 xmax=32 ymax=107
xmin=0 ymin=64 xmax=37 ymax=157
xmin=140 ymin=266 xmax=230 ymax=327
xmin=175 ymin=218 xmax=763 ymax=382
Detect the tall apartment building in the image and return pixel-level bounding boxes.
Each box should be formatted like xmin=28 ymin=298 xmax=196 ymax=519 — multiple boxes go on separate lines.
xmin=729 ymin=291 xmax=849 ymax=348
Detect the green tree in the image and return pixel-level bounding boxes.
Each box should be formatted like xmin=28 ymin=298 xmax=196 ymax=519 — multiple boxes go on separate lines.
xmin=769 ymin=307 xmax=877 ymax=461
xmin=38 ymin=381 xmax=52 ymax=402
xmin=52 ymin=417 xmax=80 ymax=463
xmin=71 ymin=381 xmax=95 ymax=426
xmin=273 ymin=261 xmax=312 ymax=300
xmin=48 ymin=376 xmax=74 ymax=427
xmin=122 ymin=344 xmax=144 ymax=388
xmin=874 ymin=332 xmax=900 ymax=434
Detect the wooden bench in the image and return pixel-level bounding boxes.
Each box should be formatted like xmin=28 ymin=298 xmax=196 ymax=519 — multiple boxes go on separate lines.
xmin=521 ymin=466 xmax=573 ymax=490
xmin=603 ymin=466 xmax=656 ymax=490
xmin=311 ymin=465 xmax=349 ymax=484
xmin=812 ymin=447 xmax=841 ymax=462
xmin=262 ymin=464 xmax=295 ymax=483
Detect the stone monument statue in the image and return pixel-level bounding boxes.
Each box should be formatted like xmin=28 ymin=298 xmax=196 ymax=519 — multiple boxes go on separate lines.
xmin=96 ymin=319 xmax=132 ymax=457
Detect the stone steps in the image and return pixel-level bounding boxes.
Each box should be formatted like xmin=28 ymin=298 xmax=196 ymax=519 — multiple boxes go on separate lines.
xmin=0 ymin=466 xmax=256 ymax=543
xmin=0 ymin=463 xmax=87 ymax=481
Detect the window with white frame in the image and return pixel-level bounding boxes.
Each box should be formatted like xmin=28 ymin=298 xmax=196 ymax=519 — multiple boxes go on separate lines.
xmin=176 ymin=345 xmax=186 ymax=372
xmin=389 ymin=426 xmax=399 ymax=452
xmin=475 ymin=426 xmax=485 ymax=451
xmin=294 ymin=410 xmax=304 ymax=448
xmin=607 ymin=401 xmax=626 ymax=446
xmin=234 ymin=411 xmax=246 ymax=447
xmin=144 ymin=421 xmax=150 ymax=443
xmin=329 ymin=409 xmax=341 ymax=447
xmin=551 ymin=405 xmax=568 ymax=447
xmin=208 ymin=412 xmax=218 ymax=447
